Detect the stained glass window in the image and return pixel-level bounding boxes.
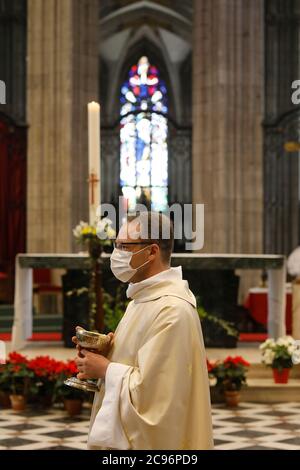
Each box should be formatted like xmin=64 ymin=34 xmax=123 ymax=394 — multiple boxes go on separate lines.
xmin=120 ymin=56 xmax=168 ymax=212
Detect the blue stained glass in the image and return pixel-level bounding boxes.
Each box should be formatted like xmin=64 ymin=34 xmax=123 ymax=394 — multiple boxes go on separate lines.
xmin=121 ymin=86 xmax=129 ymax=95
xmin=120 ymin=56 xmax=168 ymax=212
xmin=151 ymin=187 xmax=168 ymax=212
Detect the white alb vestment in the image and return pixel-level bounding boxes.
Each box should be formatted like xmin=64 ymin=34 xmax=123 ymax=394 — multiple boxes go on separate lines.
xmin=88 ymin=266 xmax=214 ymax=450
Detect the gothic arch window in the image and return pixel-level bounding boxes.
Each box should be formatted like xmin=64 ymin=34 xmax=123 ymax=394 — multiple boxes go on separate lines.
xmin=120 ymin=56 xmax=168 ymax=212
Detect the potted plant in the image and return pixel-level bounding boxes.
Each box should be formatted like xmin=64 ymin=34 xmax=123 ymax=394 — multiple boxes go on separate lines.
xmin=54 ymin=360 xmax=86 ymax=416
xmin=210 ymin=356 xmax=250 ymax=407
xmin=28 ymin=355 xmax=62 ymax=407
xmin=196 ymin=301 xmax=239 ymax=348
xmin=207 ymin=358 xmax=217 ymax=386
xmin=5 ymin=352 xmax=36 ymax=411
xmin=61 ymin=217 xmax=116 ymax=346
xmin=260 ymin=336 xmax=297 ymax=383
xmin=103 ymin=285 xmax=129 ymax=332
xmin=207 ymin=358 xmax=224 ymax=404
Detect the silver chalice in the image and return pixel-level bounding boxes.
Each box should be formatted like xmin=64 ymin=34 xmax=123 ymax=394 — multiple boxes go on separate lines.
xmin=64 ymin=327 xmax=111 ymax=393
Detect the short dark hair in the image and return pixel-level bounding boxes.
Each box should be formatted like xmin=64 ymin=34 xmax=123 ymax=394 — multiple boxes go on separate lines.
xmin=127 ymin=211 xmax=174 ymax=264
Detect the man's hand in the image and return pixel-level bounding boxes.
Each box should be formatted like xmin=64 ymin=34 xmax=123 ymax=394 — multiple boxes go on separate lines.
xmin=75 ymin=349 xmax=110 ymax=380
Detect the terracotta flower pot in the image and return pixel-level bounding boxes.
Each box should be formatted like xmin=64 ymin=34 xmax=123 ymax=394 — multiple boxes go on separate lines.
xmin=64 ymin=399 xmax=83 ymax=416
xmin=0 ymin=391 xmax=11 ymax=408
xmin=9 ymin=394 xmax=27 ymax=411
xmin=272 ymin=368 xmax=290 ymax=384
xmin=210 ymin=385 xmax=224 ymax=404
xmin=224 ymin=390 xmax=240 ymax=407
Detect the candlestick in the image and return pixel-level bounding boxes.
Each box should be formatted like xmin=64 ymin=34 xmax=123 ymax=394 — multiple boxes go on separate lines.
xmin=88 ymin=101 xmax=101 ymax=224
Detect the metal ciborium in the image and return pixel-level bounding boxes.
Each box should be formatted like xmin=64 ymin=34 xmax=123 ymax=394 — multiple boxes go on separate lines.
xmin=64 ymin=327 xmax=111 ymax=393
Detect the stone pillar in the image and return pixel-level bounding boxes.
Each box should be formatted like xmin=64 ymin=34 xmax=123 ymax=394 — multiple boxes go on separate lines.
xmin=27 ymin=0 xmax=99 ymax=252
xmin=192 ymin=0 xmax=264 ymax=256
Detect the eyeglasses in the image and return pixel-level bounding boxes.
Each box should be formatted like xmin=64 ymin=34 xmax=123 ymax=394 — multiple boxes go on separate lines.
xmin=113 ymin=241 xmax=152 ymax=251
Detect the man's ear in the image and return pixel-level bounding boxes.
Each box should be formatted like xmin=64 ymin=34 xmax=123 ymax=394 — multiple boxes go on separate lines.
xmin=149 ymin=243 xmax=159 ymax=259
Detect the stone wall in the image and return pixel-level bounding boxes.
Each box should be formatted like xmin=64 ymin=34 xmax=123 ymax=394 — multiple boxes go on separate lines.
xmin=27 ymin=0 xmax=99 ymax=252
xmin=192 ymin=0 xmax=264 ymax=256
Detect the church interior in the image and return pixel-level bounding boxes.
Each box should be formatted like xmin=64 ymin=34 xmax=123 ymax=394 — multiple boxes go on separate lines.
xmin=1 ymin=0 xmax=300 ymax=451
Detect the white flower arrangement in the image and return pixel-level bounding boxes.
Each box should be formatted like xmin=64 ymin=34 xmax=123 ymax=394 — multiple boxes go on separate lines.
xmin=72 ymin=218 xmax=116 ymax=244
xmin=260 ymin=335 xmax=299 ymax=369
xmin=72 ymin=221 xmax=91 ymax=240
xmin=96 ymin=216 xmax=116 ymax=240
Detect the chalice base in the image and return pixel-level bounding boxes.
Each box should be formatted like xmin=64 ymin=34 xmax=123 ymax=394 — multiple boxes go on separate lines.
xmin=64 ymin=377 xmax=99 ymax=393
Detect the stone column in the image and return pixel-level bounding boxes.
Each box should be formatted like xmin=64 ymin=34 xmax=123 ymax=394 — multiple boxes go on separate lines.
xmin=192 ymin=0 xmax=264 ymax=256
xmin=193 ymin=0 xmax=264 ymax=301
xmin=27 ymin=0 xmax=99 ymax=252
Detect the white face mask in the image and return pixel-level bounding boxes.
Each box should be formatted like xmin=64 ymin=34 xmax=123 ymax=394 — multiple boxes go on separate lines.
xmin=110 ymin=245 xmax=151 ymax=283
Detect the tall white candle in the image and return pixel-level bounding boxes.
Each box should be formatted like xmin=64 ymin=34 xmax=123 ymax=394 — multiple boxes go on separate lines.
xmin=88 ymin=101 xmax=101 ymax=225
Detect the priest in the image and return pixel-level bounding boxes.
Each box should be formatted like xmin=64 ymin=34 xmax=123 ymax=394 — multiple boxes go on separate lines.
xmin=74 ymin=211 xmax=213 ymax=450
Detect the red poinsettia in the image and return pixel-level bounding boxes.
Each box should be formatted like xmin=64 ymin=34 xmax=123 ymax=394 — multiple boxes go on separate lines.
xmin=206 ymin=358 xmax=217 ymax=373
xmin=8 ymin=351 xmax=29 ymax=365
xmin=63 ymin=360 xmax=78 ymax=376
xmin=223 ymin=356 xmax=250 ymax=367
xmin=2 ymin=351 xmax=34 ymax=395
xmin=54 ymin=360 xmax=84 ymax=401
xmin=27 ymin=357 xmax=79 ymax=399
xmin=28 ymin=356 xmax=62 ymax=379
xmin=1 ymin=353 xmax=83 ymax=402
xmin=208 ymin=355 xmax=250 ymax=392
